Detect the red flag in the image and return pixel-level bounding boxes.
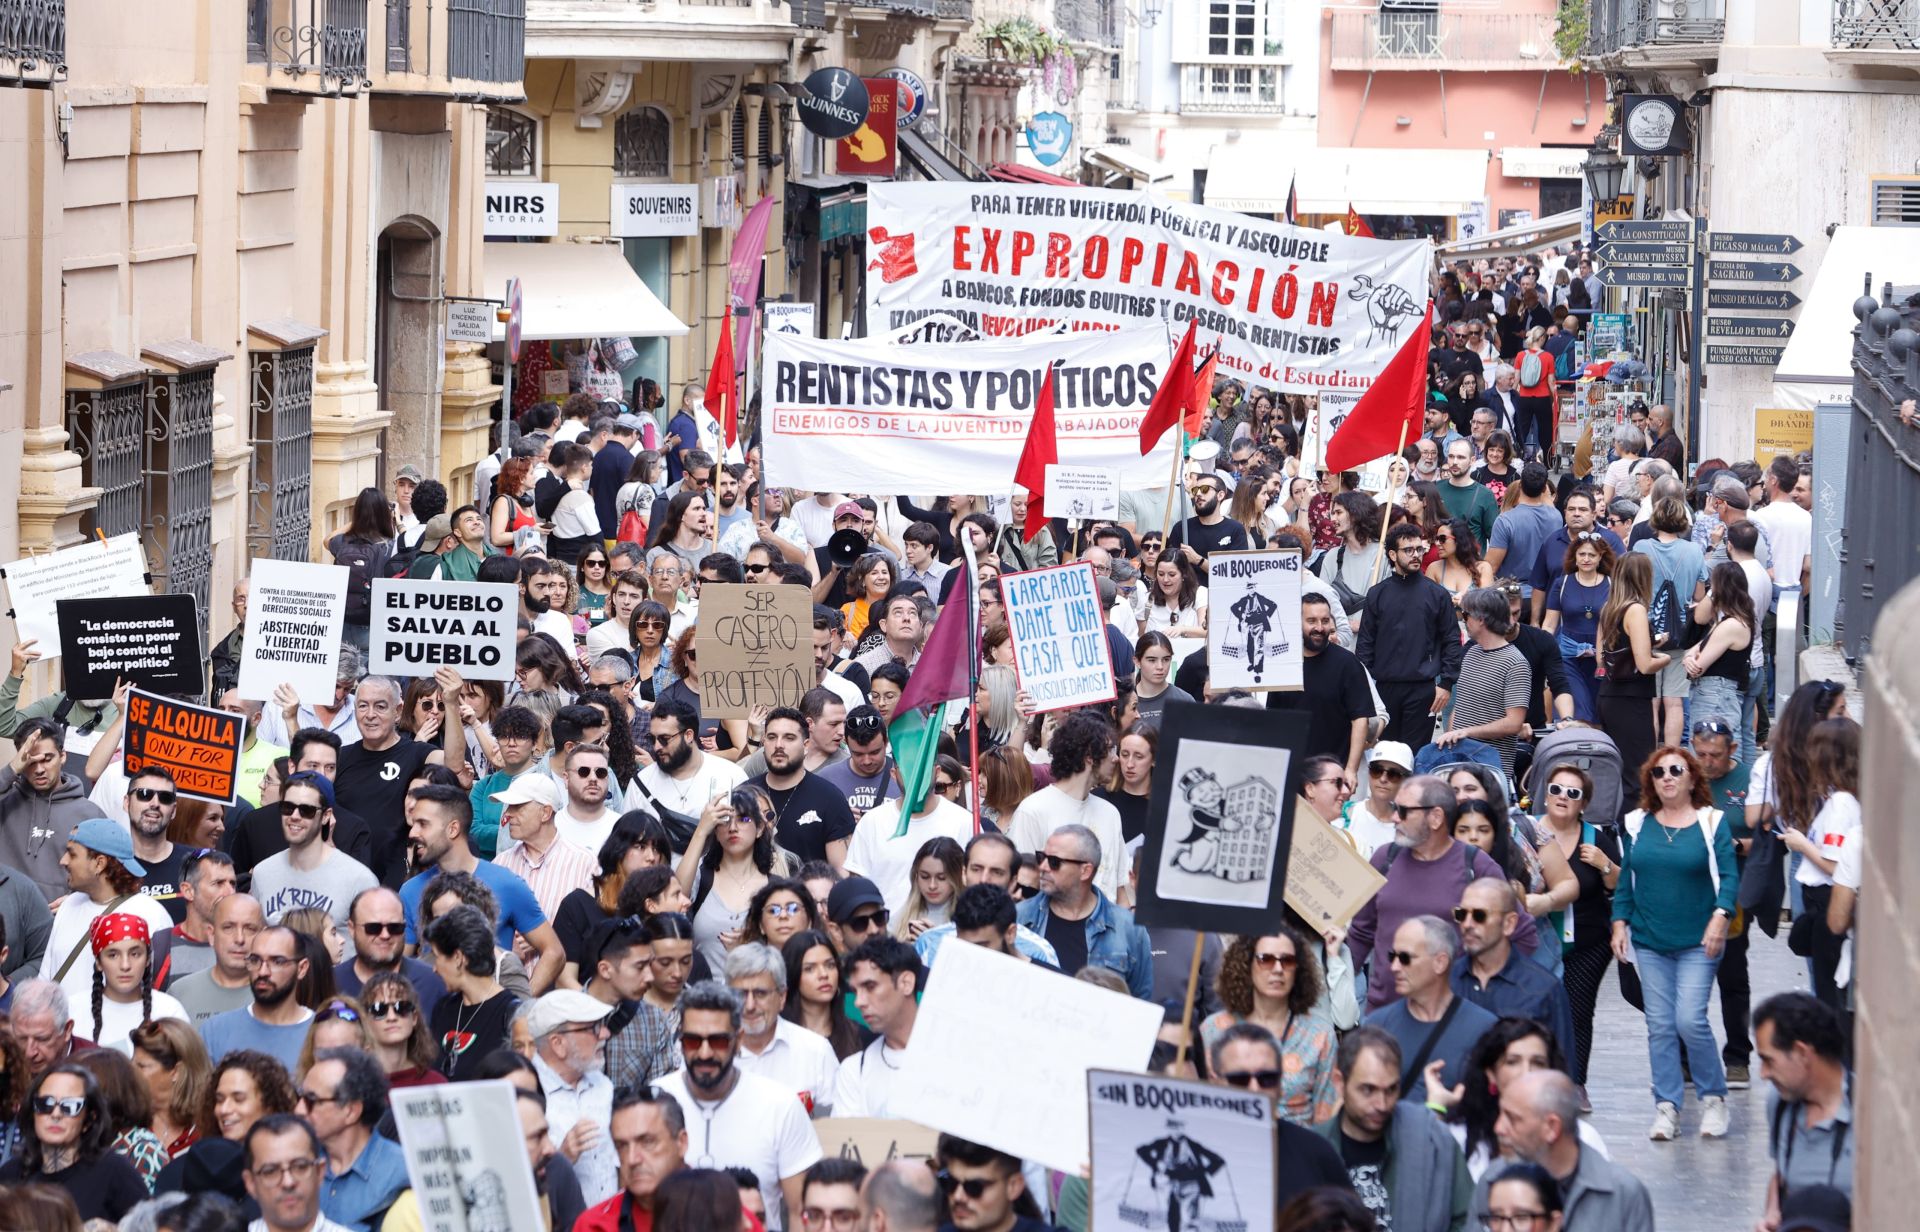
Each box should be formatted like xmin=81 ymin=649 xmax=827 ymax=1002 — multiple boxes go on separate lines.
xmin=1345 ymin=204 xmax=1374 ymax=238
xmin=703 ymin=322 xmax=738 ymax=451
xmin=1013 ymin=365 xmax=1059 ymax=542
xmin=1138 ymin=320 xmax=1197 ymax=453
xmin=1184 ymin=344 xmax=1221 ymax=436
xmin=1324 ymin=304 xmax=1434 ymax=473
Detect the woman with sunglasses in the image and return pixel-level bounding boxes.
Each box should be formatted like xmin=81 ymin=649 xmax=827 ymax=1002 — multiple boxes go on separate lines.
xmin=0 ymin=1063 xmax=147 ymax=1221
xmin=893 ymin=837 xmax=964 ymax=941
xmin=72 ymin=1046 xmax=170 ymax=1189
xmin=1534 ymin=764 xmax=1619 ymax=1097
xmin=1425 ymin=517 xmax=1495 ymax=609
xmin=1446 ymin=767 xmax=1573 ymax=959
xmin=1198 ymin=927 xmax=1337 ymax=1126
xmin=85 ymin=913 xmax=188 ymax=1054
xmin=293 ymin=996 xmax=373 ymax=1082
xmin=1541 ymin=533 xmax=1614 ymax=722
xmin=576 ymin=549 xmax=615 ymax=622
xmin=742 ymin=877 xmax=821 ymax=950
xmin=1612 ymin=745 xmax=1738 ymax=1141
xmin=1136 ymin=531 xmax=1165 ymax=576
xmin=623 ymin=600 xmax=677 ymax=704
xmin=1596 ymin=553 xmax=1669 ymax=811
xmin=360 ymin=972 xmax=447 ymax=1088
xmin=128 ymin=1019 xmax=209 ymax=1161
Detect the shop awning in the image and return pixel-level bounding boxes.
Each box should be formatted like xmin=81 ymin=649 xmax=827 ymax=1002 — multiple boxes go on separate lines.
xmin=1083 ymin=144 xmax=1173 ymax=186
xmin=1773 ymin=225 xmax=1920 ymax=409
xmin=1206 ymin=146 xmax=1489 ymax=216
xmin=988 ymin=162 xmax=1079 ymax=186
xmin=483 ymin=242 xmax=687 ymax=342
xmin=1499 ymin=147 xmax=1588 ymax=181
xmin=1436 ymin=207 xmax=1585 ymax=259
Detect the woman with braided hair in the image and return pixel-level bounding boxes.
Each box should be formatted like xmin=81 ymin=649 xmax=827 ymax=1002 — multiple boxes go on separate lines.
xmin=87 ymin=913 xmax=188 ymax=1054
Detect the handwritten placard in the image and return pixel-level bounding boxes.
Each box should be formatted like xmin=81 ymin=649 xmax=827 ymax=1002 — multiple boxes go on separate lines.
xmin=1044 ymin=465 xmax=1121 ymax=521
xmin=54 ymin=594 xmax=204 ymax=697
xmin=698 ymin=583 xmax=813 ymax=719
xmin=369 ymin=579 xmax=518 ymax=682
xmin=895 ymin=938 xmax=1161 ymax=1174
xmin=391 ymin=1080 xmax=543 ymax=1232
xmin=1206 ymin=550 xmax=1303 ymax=693
xmin=3 ymin=533 xmax=148 ymax=659
xmin=236 ymin=558 xmax=348 ymax=704
xmin=123 ymin=688 xmax=246 ymax=804
xmin=1283 ymin=799 xmax=1386 ymax=931
xmin=1001 ymin=561 xmax=1116 ymax=714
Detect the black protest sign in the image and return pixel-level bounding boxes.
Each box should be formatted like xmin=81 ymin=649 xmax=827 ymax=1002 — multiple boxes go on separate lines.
xmin=54 ymin=594 xmax=204 ymax=698
xmin=1132 ymin=701 xmax=1309 ymax=935
xmin=698 ymin=584 xmax=813 ymax=719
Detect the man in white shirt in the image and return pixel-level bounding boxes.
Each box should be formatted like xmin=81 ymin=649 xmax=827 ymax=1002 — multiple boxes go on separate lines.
xmin=552 ymin=744 xmax=622 ymax=855
xmin=844 ymin=767 xmax=975 ymax=917
xmin=726 ymin=943 xmax=838 ymax=1116
xmin=831 ymin=936 xmax=921 ymax=1120
xmin=248 ymin=774 xmax=378 ymax=943
xmin=1749 ymin=455 xmax=1811 ymax=609
xmin=522 ymin=557 xmax=578 ymax=648
xmin=653 ymin=980 xmax=823 ymax=1231
xmin=530 ymin=989 xmax=620 ymax=1206
xmin=1005 ymin=713 xmax=1126 ymax=899
xmin=492 ymin=774 xmax=597 ymax=922
xmin=636 ymin=698 xmax=746 ymax=823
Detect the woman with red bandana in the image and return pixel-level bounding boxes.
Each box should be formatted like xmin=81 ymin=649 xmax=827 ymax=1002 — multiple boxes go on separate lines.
xmin=85 ymin=913 xmax=188 ymax=1054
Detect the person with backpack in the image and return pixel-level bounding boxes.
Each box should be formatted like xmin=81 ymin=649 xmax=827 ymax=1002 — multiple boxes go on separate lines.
xmin=1512 ymin=326 xmax=1558 ymax=461
xmin=327 ymin=488 xmax=396 ymax=652
xmin=1634 ymin=496 xmax=1711 ymax=748
xmin=1597 ymin=553 xmax=1670 ymax=812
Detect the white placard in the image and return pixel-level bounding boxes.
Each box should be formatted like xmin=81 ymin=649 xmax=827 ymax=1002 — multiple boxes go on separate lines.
xmin=368 ymin=579 xmax=519 ymax=682
xmin=446 ymin=301 xmax=494 ymax=345
xmin=702 ymin=174 xmax=741 ymax=230
xmin=611 ymin=183 xmax=699 ymax=237
xmin=3 ymin=533 xmax=148 ymax=659
xmin=483 ymin=181 xmax=559 ymax=237
xmin=896 ymin=940 xmax=1161 ymax=1174
xmin=236 ymin=558 xmax=348 ymax=704
xmin=391 ymin=1081 xmax=543 ymax=1232
xmin=1088 ymin=1069 xmax=1276 ymax=1232
xmin=1156 ymin=736 xmax=1293 ymax=911
xmin=1000 ymin=561 xmax=1116 ymax=714
xmin=1043 ymin=465 xmax=1120 ymax=521
xmin=1206 ymin=550 xmax=1304 ymax=692
xmin=764 ymin=302 xmax=817 ymax=339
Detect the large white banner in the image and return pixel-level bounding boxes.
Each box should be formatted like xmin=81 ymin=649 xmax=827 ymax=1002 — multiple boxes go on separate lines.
xmin=761 ymin=325 xmax=1177 ymax=495
xmin=865 ymin=183 xmax=1432 ymax=395
xmin=3 ymin=534 xmax=149 ymax=659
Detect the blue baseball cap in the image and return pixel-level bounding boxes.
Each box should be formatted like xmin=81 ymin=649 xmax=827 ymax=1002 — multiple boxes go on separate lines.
xmin=282 ymin=771 xmax=337 ymax=813
xmin=70 ymin=817 xmax=145 ymax=877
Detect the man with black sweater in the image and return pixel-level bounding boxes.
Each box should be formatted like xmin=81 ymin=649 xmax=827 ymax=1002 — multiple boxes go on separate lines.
xmin=1356 ymin=522 xmax=1464 ymax=751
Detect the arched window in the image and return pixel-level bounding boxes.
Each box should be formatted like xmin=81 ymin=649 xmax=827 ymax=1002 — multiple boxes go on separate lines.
xmin=485 ymin=106 xmax=539 ymax=178
xmin=614 ymin=106 xmax=672 ymax=179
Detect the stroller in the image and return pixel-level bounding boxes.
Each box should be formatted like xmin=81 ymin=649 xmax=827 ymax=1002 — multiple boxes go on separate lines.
xmin=1524 ymin=726 xmax=1626 ymax=827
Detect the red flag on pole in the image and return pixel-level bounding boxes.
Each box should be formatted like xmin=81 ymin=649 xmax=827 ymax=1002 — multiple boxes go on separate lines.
xmin=1184 ymin=344 xmax=1221 ymax=436
xmin=704 ymin=320 xmax=738 ymax=451
xmin=1139 ymin=320 xmax=1198 ymax=454
xmin=1324 ymin=304 xmax=1434 ymax=473
xmin=1345 ymin=204 xmax=1375 ymax=238
xmin=1013 ymin=365 xmax=1059 ymax=543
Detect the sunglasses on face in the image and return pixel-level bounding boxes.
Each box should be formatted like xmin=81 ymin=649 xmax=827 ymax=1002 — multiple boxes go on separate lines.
xmin=1452 ymin=906 xmax=1499 ymax=924
xmin=280 ymin=802 xmax=323 ymax=819
xmin=843 ymin=910 xmax=889 ymax=933
xmin=130 ymin=787 xmax=177 ymax=804
xmin=744 ymin=563 xmax=769 ymax=574
xmin=680 ymin=1031 xmax=735 ymax=1052
xmin=318 ymin=1001 xmax=361 ymax=1023
xmin=1371 ymin=765 xmax=1408 ymax=781
xmin=766 ymin=902 xmax=807 ymax=919
xmin=934 ymin=779 xmax=958 ymax=793
xmin=1010 ymin=883 xmax=1037 ymax=900
xmin=1220 ymin=1069 xmax=1282 ymax=1090
xmin=32 ymin=1095 xmax=85 ymax=1118
xmin=369 ymin=1000 xmax=416 ymax=1018
xmin=1546 ymin=783 xmax=1585 ymax=801
xmin=1040 ymin=853 xmax=1091 ymax=871
xmin=1391 ymin=803 xmax=1432 ymax=818
xmin=1385 ymin=949 xmax=1419 ymax=967
xmin=1253 ymin=951 xmax=1298 ymax=970
xmin=1649 ymin=763 xmax=1689 ymax=780
xmin=1692 ymin=719 xmax=1734 ymax=738
xmin=574 ymin=766 xmax=610 ymax=780
xmin=934 ymin=1171 xmax=994 ymax=1199
xmin=636 ymin=618 xmax=667 ymax=630
xmin=359 ymin=921 xmax=406 ymax=937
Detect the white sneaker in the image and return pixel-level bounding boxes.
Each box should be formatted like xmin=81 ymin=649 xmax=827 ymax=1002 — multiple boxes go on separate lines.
xmin=1700 ymin=1095 xmax=1731 ymax=1138
xmin=1649 ymin=1101 xmax=1680 ymax=1141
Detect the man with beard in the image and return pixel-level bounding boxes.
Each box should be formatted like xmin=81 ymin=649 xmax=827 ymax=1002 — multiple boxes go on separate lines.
xmin=816 ymin=706 xmax=900 ymax=821
xmin=168 ymin=891 xmax=265 ymax=1025
xmin=1310 ymin=1027 xmax=1472 ymax=1232
xmin=0 ymin=717 xmax=100 ymax=899
xmin=1164 ymin=472 xmax=1249 ymax=566
xmin=334 ymin=677 xmax=443 ymax=886
xmin=126 ymin=767 xmax=188 ymax=922
xmin=636 ymin=699 xmax=745 ymax=828
xmin=1438 ymin=439 xmax=1498 ymax=549
xmin=712 ymin=464 xmax=750 ymax=543
xmin=229 ymin=729 xmax=376 ymax=882
xmin=1356 ymin=523 xmax=1463 ymax=751
xmin=582 ymin=915 xmax=676 ymax=1093
xmin=332 ymin=886 xmax=445 ymax=1008
xmin=652 ymin=980 xmax=822 ymax=1231
xmin=520 ymin=556 xmax=577 ymax=647
xmin=1268 ymin=594 xmax=1374 ymax=776
xmin=530 ymin=989 xmax=621 ymax=1205
xmin=248 ymin=773 xmax=378 ymax=938
xmin=199 ymin=923 xmax=317 ymax=1070
xmin=165 ymin=848 xmax=237 ymax=984
xmin=749 ymin=708 xmax=855 ymax=868
xmin=573 ymin=1085 xmax=690 ymax=1232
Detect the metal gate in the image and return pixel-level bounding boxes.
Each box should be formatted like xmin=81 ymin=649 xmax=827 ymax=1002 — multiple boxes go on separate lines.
xmin=65 ymin=377 xmax=147 ymax=539
xmin=249 ymin=345 xmax=316 ymax=561
xmin=147 ymin=366 xmax=216 ymax=648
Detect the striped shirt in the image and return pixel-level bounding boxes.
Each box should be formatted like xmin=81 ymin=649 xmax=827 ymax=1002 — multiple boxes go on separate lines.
xmin=1449 ymin=640 xmax=1532 ymax=775
xmin=493 ymin=833 xmax=597 ymax=921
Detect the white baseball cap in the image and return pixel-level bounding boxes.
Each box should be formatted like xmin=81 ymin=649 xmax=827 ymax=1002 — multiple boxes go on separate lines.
xmin=1366 ymin=741 xmax=1415 ymax=774
xmin=490 ymin=773 xmax=563 ymax=810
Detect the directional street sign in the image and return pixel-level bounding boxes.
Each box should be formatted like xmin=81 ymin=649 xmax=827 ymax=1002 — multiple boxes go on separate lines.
xmin=1706 ymin=316 xmax=1796 ymax=340
xmin=1596 ymin=241 xmax=1694 ymax=265
xmin=1709 ymin=232 xmax=1803 ymax=256
xmin=1597 ymin=220 xmax=1691 ymax=243
xmin=1707 ymin=288 xmax=1802 ymax=312
xmin=1705 ymin=343 xmax=1787 ymax=366
xmin=1598 ymin=265 xmax=1693 ymax=288
xmin=1709 ymin=259 xmax=1803 ymax=283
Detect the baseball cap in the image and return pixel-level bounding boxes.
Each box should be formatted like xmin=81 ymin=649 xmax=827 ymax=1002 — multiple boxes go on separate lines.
xmin=282 ymin=771 xmax=336 ymax=812
xmin=395 ymin=464 xmax=425 ymax=484
xmin=525 ymin=989 xmax=615 ymax=1040
xmin=826 ymin=876 xmax=885 ymax=923
xmin=70 ymin=817 xmax=146 ymax=877
xmin=615 ymin=413 xmax=648 ymax=434
xmin=1366 ymin=741 xmax=1415 ymax=774
xmin=490 ymin=773 xmax=564 ymax=810
xmin=420 ymin=513 xmax=454 ymax=545
xmin=833 ymin=500 xmax=866 ymax=522
xmin=1711 ymin=475 xmax=1751 ymax=510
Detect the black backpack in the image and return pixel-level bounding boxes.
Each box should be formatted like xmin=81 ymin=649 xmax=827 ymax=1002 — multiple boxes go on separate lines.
xmin=1647 ymin=577 xmax=1682 ymax=647
xmin=328 ymin=534 xmax=390 ymax=623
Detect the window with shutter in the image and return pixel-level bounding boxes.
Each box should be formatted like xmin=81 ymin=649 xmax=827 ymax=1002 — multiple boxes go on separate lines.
xmin=1871 ymin=176 xmax=1920 ymax=227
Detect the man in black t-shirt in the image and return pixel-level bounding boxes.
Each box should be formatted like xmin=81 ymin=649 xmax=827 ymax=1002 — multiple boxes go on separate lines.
xmin=128 ymin=768 xmax=187 ymax=924
xmin=334 ymin=677 xmax=443 ymax=885
xmin=1164 ymin=473 xmax=1249 ymax=566
xmin=1269 ymin=594 xmax=1375 ymax=776
xmin=748 ymin=707 xmax=855 ymax=867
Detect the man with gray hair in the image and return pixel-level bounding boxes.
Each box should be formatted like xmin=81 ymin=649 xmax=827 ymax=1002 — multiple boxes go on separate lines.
xmin=336 ymin=674 xmax=445 ymax=885
xmin=1436 ymin=588 xmax=1530 ymax=777
xmin=652 ymin=979 xmax=823 ymax=1230
xmin=861 ymin=1160 xmax=942 ymax=1232
xmin=1474 ymin=1070 xmax=1655 ymax=1231
xmin=1014 ymin=823 xmax=1152 ymax=998
xmin=10 ymin=977 xmax=85 ymax=1075
xmin=530 ymin=989 xmax=619 ymax=1205
xmin=300 ymin=1045 xmax=409 ymax=1230
xmin=728 ymin=942 xmax=838 ymax=1116
xmin=1365 ymin=914 xmax=1497 ymax=1098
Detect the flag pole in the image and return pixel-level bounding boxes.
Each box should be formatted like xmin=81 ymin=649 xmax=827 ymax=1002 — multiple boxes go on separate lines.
xmin=1176 ymin=932 xmax=1206 ymax=1070
xmin=1160 ymin=426 xmax=1185 ymax=541
xmin=1368 ymin=416 xmax=1412 ymax=589
xmin=962 ymin=537 xmax=983 ymax=836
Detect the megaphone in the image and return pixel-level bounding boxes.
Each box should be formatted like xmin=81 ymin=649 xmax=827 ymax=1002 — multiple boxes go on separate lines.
xmin=827 ymin=529 xmax=869 ymax=569
xmin=1188 ymin=439 xmax=1223 ymax=471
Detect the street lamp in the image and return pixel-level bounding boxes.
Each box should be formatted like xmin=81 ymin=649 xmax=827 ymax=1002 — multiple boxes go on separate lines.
xmin=1138 ymin=0 xmax=1166 ymax=27
xmin=1584 ymin=134 xmax=1626 ymax=202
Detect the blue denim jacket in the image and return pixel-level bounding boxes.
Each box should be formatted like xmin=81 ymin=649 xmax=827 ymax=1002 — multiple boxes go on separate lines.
xmin=1016 ymin=889 xmax=1155 ymax=1000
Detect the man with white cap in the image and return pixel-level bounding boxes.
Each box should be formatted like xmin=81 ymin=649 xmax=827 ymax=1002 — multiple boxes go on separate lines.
xmin=491 ymin=774 xmax=596 ymax=922
xmin=42 ymin=817 xmax=176 ymax=1003
xmin=530 ymin=988 xmax=621 ymax=1206
xmin=1340 ymin=743 xmax=1413 ymax=860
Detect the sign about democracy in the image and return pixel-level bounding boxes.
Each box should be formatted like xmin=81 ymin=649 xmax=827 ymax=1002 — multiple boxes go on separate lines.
xmin=865 ymin=182 xmax=1432 ymax=395
xmin=1285 ymin=800 xmax=1387 ymax=932
xmin=1087 ymin=1069 xmax=1276 ymax=1232
xmin=54 ymin=595 xmax=204 ymax=698
xmin=699 ymin=583 xmax=813 ymax=719
xmin=760 ymin=325 xmax=1177 ymax=495
xmin=898 ymin=939 xmax=1161 ymax=1174
xmin=1134 ymin=701 xmax=1308 ymax=935
xmin=236 ymin=558 xmax=348 ymax=704
xmin=3 ymin=533 xmax=149 ymax=659
xmin=1206 ymin=550 xmax=1303 ymax=693
xmin=1000 ymin=561 xmax=1116 ymax=714
xmin=391 ymin=1080 xmax=542 ymax=1232
xmin=369 ymin=579 xmax=518 ymax=682
xmin=123 ymin=688 xmax=245 ymax=805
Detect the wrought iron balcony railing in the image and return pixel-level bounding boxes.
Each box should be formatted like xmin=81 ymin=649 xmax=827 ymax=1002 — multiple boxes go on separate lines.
xmin=0 ymin=0 xmax=65 ymax=87
xmin=248 ymin=0 xmax=370 ymax=92
xmin=1832 ymin=0 xmax=1920 ymax=49
xmin=1586 ymin=0 xmax=1726 ymax=57
xmin=1330 ymin=10 xmax=1564 ymax=70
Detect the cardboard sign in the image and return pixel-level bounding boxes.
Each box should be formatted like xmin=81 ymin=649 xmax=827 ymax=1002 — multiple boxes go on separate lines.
xmin=1206 ymin=550 xmax=1303 ymax=693
xmin=391 ymin=1080 xmax=543 ymax=1232
xmin=814 ymin=1119 xmax=939 ymax=1170
xmin=3 ymin=533 xmax=149 ymax=659
xmin=1044 ymin=465 xmax=1120 ymax=521
xmin=1283 ymin=799 xmax=1387 ymax=932
xmin=896 ymin=940 xmax=1161 ymax=1174
xmin=1001 ymin=561 xmax=1116 ymax=714
xmin=54 ymin=594 xmax=204 ymax=698
xmin=236 ymin=559 xmax=348 ymax=704
xmin=369 ymin=579 xmax=518 ymax=682
xmin=697 ymin=583 xmax=813 ymax=719
xmin=1133 ymin=702 xmax=1309 ymax=935
xmin=1087 ymin=1069 xmax=1276 ymax=1232
xmin=122 ymin=688 xmax=246 ymax=805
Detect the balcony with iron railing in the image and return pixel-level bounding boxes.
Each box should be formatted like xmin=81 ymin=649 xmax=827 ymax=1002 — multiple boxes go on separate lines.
xmin=0 ymin=0 xmax=65 ymax=87
xmin=1329 ymin=9 xmax=1565 ymax=70
xmin=374 ymin=0 xmax=526 ymax=98
xmin=1179 ymin=62 xmax=1283 ymax=114
xmin=1054 ymin=0 xmax=1119 ymax=49
xmin=1829 ymin=0 xmax=1920 ymax=70
xmin=526 ymin=0 xmax=797 ymax=56
xmin=1585 ymin=0 xmax=1726 ymax=65
xmin=248 ymin=0 xmax=370 ymax=93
